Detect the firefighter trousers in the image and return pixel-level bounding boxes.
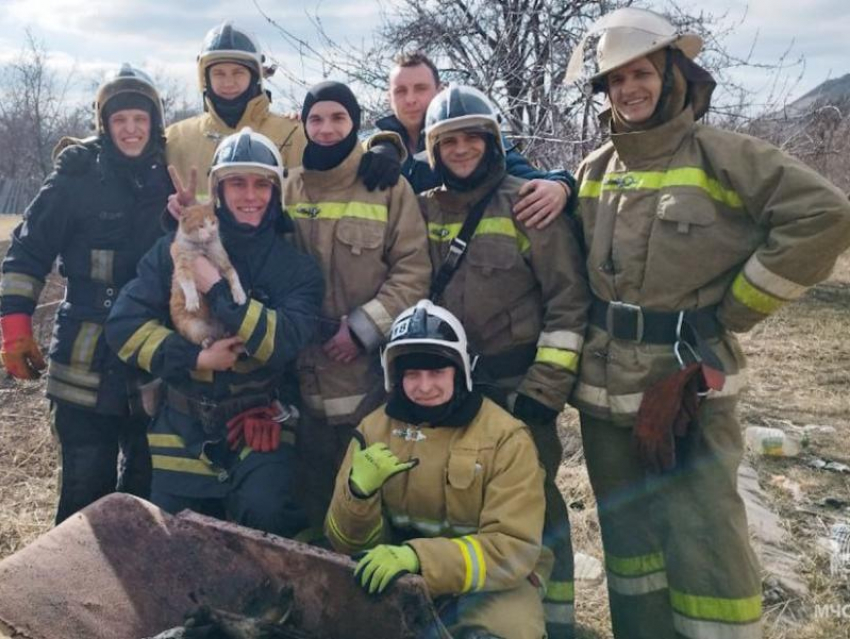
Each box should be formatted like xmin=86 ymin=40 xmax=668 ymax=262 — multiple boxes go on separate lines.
xmin=431 ymin=575 xmax=546 ymax=639
xmin=580 ymin=399 xmax=762 ymax=639
xmin=527 ymin=420 xmax=575 ymax=639
xmin=52 ymin=402 xmax=151 ymax=525
xmin=151 ymin=443 xmax=307 ymax=539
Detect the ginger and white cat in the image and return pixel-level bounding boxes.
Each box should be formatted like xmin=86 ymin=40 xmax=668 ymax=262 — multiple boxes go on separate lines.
xmin=170 ymin=203 xmax=247 ymax=347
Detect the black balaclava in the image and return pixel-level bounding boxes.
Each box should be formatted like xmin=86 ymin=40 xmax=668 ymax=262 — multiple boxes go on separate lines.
xmin=301 ymin=81 xmax=361 ymax=171
xmin=205 ymin=63 xmax=262 ymax=128
xmin=101 ymin=92 xmax=162 ymax=169
xmin=433 ymin=131 xmax=505 ymax=192
xmin=385 ymin=352 xmax=483 ymax=427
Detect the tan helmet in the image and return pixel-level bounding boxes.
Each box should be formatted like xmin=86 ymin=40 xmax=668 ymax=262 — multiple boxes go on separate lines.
xmin=94 ymin=63 xmax=164 ymax=136
xmin=197 ymin=21 xmax=265 ymax=94
xmin=565 ymin=8 xmax=702 ymax=88
xmin=423 ymin=84 xmax=504 ymax=168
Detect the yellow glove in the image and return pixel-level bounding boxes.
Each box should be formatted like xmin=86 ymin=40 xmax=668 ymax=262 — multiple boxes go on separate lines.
xmin=354 ymin=544 xmax=420 ymax=594
xmin=348 ymin=430 xmax=418 ymax=498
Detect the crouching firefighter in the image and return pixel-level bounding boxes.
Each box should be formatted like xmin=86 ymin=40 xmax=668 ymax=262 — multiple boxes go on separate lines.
xmin=326 ymin=300 xmax=549 ymax=639
xmin=105 ymin=128 xmax=323 ymax=535
xmin=565 ymin=8 xmax=850 ymax=639
xmin=0 ymin=64 xmax=172 ymax=523
xmin=417 ymin=85 xmax=591 ymax=638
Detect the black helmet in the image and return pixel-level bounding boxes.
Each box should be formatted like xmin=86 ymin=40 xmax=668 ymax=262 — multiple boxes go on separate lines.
xmin=381 ymin=300 xmax=474 ymax=392
xmin=423 ymin=85 xmax=504 ymax=168
xmin=197 ymin=21 xmax=265 ymax=93
xmin=209 ymin=127 xmax=285 ymax=197
xmin=94 ymin=63 xmax=164 ymax=137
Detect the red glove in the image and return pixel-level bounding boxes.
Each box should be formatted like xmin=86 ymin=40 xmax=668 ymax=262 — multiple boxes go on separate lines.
xmin=225 ymin=405 xmax=281 ymax=452
xmin=633 ymin=363 xmax=706 ymax=473
xmin=1 ymin=314 xmax=46 ymax=380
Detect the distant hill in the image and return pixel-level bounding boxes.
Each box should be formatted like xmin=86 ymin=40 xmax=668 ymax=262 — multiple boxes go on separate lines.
xmin=787 ymin=73 xmax=850 ymax=114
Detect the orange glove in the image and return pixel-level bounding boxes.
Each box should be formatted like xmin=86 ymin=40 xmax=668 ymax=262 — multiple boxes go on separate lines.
xmin=1 ymin=314 xmax=46 ymax=380
xmin=226 ymin=405 xmax=281 ymax=452
xmin=633 ymin=363 xmax=706 ymax=473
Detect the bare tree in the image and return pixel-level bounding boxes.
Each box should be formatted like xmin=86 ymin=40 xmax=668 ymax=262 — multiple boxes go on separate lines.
xmin=0 ymin=30 xmax=88 ymax=200
xmin=256 ymin=0 xmax=803 ymax=169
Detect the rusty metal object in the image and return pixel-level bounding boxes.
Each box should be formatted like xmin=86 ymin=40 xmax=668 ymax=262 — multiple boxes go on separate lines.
xmin=0 ymin=494 xmax=447 ymax=639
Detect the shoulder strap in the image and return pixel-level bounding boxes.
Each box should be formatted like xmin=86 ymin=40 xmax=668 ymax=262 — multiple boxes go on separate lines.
xmin=429 ymin=184 xmax=501 ymax=303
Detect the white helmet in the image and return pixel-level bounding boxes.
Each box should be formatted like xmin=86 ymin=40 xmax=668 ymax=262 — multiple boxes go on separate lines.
xmin=209 ymin=127 xmax=285 ymax=199
xmin=381 ymin=300 xmax=475 ymax=392
xmin=565 ymin=8 xmax=702 ymax=88
xmin=197 ymin=21 xmax=265 ymax=94
xmin=423 ymin=84 xmax=505 ymax=169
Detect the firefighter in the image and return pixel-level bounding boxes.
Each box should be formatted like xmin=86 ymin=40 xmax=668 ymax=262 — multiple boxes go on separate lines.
xmin=166 ymin=21 xmax=402 ymax=203
xmin=417 ymin=84 xmax=590 ymax=639
xmin=563 ymin=8 xmax=850 ymax=639
xmin=105 ymin=128 xmax=323 ymax=536
xmin=326 ymin=300 xmax=548 ymax=639
xmin=284 ymin=80 xmax=431 ymax=534
xmin=0 ymin=64 xmax=171 ymax=523
xmin=377 ymin=51 xmax=574 ymax=226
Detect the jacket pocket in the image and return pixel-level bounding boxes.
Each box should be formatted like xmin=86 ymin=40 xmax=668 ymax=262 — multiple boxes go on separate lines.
xmin=335 ymin=218 xmax=384 ymax=256
xmin=656 ymin=193 xmax=717 ymax=233
xmin=445 ymin=449 xmax=484 ymax=531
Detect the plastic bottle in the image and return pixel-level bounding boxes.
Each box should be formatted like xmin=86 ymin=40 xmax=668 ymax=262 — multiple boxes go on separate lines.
xmin=744 ymin=426 xmax=801 ymax=457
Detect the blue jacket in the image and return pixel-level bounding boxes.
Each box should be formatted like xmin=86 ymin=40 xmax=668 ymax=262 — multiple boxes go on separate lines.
xmin=374 ymin=113 xmax=577 ymax=198
xmin=105 ymin=205 xmax=323 ymax=497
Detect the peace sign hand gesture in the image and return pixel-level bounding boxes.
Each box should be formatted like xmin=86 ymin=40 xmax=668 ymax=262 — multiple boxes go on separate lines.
xmin=167 ymin=165 xmax=199 ymax=220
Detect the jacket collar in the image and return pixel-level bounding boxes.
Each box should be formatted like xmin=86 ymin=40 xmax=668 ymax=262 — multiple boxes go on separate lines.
xmin=300 ymin=143 xmax=363 ymax=191
xmin=203 ymin=93 xmax=272 ymax=134
xmin=375 ymin=113 xmax=425 ymax=153
xmin=430 ymin=165 xmax=506 ymax=214
xmin=607 ymin=106 xmax=695 ymax=167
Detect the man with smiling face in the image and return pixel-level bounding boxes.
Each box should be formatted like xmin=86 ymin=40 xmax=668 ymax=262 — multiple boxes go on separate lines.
xmin=106 ymin=128 xmax=323 ymax=533
xmin=284 ymin=81 xmax=431 ymax=534
xmin=377 ymin=52 xmax=576 ymax=227
xmin=0 ymin=64 xmax=173 ymax=523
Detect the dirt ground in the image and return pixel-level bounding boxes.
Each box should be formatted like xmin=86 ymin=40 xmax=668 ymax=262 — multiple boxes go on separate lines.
xmin=0 ymin=221 xmax=847 ymax=638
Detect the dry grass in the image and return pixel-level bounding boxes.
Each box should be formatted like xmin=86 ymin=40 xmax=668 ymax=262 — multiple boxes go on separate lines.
xmin=0 ymin=228 xmax=848 ymax=637
xmin=0 ymin=215 xmax=21 ymax=241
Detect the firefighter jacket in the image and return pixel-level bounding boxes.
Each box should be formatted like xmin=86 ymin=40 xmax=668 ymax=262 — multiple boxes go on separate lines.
xmin=375 ymin=113 xmax=577 ymax=196
xmin=573 ymin=104 xmax=850 ymax=426
xmin=0 ymin=141 xmax=172 ymax=415
xmin=166 ymin=93 xmax=306 ymax=199
xmin=325 ymin=397 xmax=545 ymax=597
xmin=284 ymin=145 xmax=432 ymax=426
xmin=418 ymin=171 xmax=590 ymax=412
xmin=104 ymin=208 xmax=323 ymax=497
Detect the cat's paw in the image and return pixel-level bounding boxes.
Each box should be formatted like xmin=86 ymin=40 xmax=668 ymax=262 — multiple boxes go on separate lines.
xmin=184 ymin=294 xmax=200 ymax=312
xmin=201 ymin=336 xmax=215 ymax=349
xmin=231 ymin=283 xmax=247 ymax=305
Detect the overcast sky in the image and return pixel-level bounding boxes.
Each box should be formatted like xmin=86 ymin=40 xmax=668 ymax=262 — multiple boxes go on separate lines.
xmin=1 ymin=0 xmax=847 ymax=114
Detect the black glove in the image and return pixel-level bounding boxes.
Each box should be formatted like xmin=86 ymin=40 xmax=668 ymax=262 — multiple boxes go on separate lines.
xmin=54 ymin=144 xmax=93 ymax=176
xmin=358 ymin=141 xmax=402 ymax=191
xmin=513 ymin=393 xmax=559 ymax=426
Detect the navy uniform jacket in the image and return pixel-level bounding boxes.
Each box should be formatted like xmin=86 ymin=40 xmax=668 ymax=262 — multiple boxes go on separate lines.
xmin=0 ymin=140 xmax=172 ymax=414
xmin=104 ymin=206 xmax=323 ymax=498
xmin=374 ymin=113 xmax=577 ymax=198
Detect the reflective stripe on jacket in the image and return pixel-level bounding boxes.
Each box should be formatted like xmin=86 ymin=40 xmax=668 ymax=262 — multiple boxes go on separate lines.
xmin=418 ymin=173 xmax=590 ymax=411
xmin=285 ymin=145 xmax=431 ymax=425
xmin=574 ymin=106 xmax=850 ymax=424
xmin=0 ymin=142 xmax=171 ymax=414
xmin=325 ymin=397 xmax=545 ymax=597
